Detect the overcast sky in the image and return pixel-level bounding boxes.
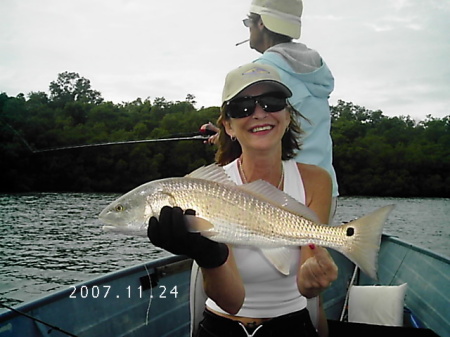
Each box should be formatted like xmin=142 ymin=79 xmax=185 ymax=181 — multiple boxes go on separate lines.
xmin=1 ymin=0 xmax=449 ymax=120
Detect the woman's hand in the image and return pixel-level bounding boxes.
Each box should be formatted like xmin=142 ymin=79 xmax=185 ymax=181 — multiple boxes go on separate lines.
xmin=298 ymin=244 xmax=338 ymax=298
xmin=148 ymin=206 xmax=229 ymax=269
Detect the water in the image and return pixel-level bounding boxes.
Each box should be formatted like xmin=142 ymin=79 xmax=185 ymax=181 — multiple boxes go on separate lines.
xmin=335 ymin=197 xmax=450 ymax=258
xmin=0 ymin=193 xmax=449 ymax=308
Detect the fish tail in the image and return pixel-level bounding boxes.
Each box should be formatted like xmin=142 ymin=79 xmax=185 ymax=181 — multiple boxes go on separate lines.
xmin=338 ymin=205 xmax=395 ymax=280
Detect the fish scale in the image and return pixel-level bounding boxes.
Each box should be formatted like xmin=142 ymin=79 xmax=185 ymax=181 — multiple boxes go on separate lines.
xmin=99 ymin=164 xmax=395 ymax=279
xmin=166 ymin=179 xmax=344 ymax=248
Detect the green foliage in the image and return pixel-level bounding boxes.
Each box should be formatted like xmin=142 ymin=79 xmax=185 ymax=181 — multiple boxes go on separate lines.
xmin=0 ymin=72 xmax=218 ymax=192
xmin=0 ymin=74 xmax=448 ymax=197
xmin=49 ymin=71 xmax=103 ymax=105
xmin=331 ymin=100 xmax=449 ymax=197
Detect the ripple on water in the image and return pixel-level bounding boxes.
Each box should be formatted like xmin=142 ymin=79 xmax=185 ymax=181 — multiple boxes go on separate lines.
xmin=1 ymin=193 xmax=448 ymax=306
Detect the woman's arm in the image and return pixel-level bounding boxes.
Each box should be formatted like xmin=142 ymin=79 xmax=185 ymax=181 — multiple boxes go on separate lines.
xmin=296 ymin=164 xmax=336 ymax=337
xmin=296 ymin=164 xmax=338 ymax=298
xmin=202 ymin=247 xmax=245 ymax=315
xmin=147 ymin=207 xmax=243 ymax=314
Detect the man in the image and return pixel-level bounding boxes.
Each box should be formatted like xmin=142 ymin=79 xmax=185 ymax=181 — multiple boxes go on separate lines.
xmin=242 ymin=4 xmax=338 ymax=335
xmin=246 ymin=0 xmax=339 ymax=207
xmin=208 ymin=0 xmax=338 ymax=207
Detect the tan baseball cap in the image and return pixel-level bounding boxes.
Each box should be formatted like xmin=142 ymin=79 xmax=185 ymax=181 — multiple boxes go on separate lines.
xmin=222 ymin=63 xmax=292 ymax=103
xmin=249 ymin=0 xmax=303 ymax=39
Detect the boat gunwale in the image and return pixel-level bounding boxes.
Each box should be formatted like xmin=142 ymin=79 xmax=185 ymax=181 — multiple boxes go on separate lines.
xmin=382 ymin=233 xmax=450 ymax=264
xmin=0 ymin=255 xmax=191 ymax=322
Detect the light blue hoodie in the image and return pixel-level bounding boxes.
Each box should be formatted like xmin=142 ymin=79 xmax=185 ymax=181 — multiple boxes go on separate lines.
xmin=255 ymin=42 xmax=338 ymax=197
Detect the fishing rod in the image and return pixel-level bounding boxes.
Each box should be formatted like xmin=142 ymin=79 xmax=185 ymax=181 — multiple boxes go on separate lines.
xmin=3 ymin=119 xmax=217 ymax=154
xmin=32 ymin=134 xmax=210 ymax=153
xmin=32 ymin=123 xmax=217 ymax=153
xmin=0 ymin=302 xmax=78 ymax=337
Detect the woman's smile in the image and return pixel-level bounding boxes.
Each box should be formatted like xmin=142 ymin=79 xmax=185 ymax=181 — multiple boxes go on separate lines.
xmin=249 ymin=124 xmax=275 ymax=134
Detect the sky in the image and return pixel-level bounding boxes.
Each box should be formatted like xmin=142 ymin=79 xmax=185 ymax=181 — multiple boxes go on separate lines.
xmin=1 ymin=0 xmax=449 ymax=121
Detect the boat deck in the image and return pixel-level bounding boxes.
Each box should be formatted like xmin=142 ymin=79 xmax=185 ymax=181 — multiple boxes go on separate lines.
xmin=1 ymin=235 xmax=448 ymax=337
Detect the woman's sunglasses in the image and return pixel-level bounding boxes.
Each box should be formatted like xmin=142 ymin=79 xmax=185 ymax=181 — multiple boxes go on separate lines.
xmin=226 ymin=92 xmax=288 ymax=119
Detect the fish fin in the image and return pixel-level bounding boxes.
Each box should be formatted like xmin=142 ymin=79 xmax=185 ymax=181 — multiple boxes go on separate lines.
xmin=186 ymin=164 xmax=236 ymax=186
xmin=239 ymin=180 xmax=321 ymax=223
xmin=339 ymin=205 xmax=396 ymax=280
xmin=261 ymin=247 xmax=295 ymax=275
xmin=184 ymin=215 xmax=219 ymax=237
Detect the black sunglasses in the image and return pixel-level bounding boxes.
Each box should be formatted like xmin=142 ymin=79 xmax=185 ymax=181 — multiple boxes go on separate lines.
xmin=226 ymin=92 xmax=288 ymax=119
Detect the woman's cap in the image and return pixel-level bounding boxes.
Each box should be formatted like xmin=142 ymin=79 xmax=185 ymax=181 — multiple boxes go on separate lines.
xmin=222 ymin=63 xmax=292 ymax=103
xmin=249 ymin=0 xmax=303 ymax=39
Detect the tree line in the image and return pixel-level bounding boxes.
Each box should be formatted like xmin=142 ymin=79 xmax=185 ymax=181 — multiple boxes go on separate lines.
xmin=1 ymin=72 xmax=449 ymax=197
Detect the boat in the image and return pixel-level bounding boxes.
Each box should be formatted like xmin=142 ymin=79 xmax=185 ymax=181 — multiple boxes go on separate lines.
xmin=0 ymin=234 xmax=448 ymax=337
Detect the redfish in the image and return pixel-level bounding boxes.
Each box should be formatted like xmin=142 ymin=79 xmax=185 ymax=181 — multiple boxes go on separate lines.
xmin=99 ymin=164 xmax=394 ymax=279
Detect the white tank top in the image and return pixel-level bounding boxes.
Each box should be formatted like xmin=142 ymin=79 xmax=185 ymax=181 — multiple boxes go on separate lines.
xmin=205 ymin=159 xmax=308 ymax=318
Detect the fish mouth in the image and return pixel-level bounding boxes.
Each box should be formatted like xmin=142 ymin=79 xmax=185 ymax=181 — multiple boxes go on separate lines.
xmin=98 ymin=216 xmax=124 ymax=226
xmin=98 ymin=215 xmax=142 ymax=228
xmin=102 ymin=225 xmax=120 ymax=231
xmin=102 ymin=225 xmax=148 ymax=237
xmin=250 ymin=124 xmax=274 ymax=133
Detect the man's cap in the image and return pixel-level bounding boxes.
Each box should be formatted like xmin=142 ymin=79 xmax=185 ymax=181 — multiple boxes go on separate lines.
xmin=222 ymin=63 xmax=292 ymax=103
xmin=249 ymin=0 xmax=303 ymax=39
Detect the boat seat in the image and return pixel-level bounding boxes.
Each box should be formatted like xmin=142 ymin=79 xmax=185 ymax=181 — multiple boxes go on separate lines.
xmin=348 ymin=283 xmax=408 ymax=326
xmin=189 ymin=261 xmax=320 ymax=337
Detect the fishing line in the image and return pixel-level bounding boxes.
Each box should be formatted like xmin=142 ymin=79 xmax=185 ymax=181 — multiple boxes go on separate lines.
xmin=143 ymin=264 xmax=153 ymax=326
xmin=389 ymin=246 xmax=411 ymax=285
xmin=0 ymin=302 xmax=78 ymax=337
xmin=0 ymin=117 xmax=35 ymax=153
xmin=339 ymin=265 xmax=359 ymax=322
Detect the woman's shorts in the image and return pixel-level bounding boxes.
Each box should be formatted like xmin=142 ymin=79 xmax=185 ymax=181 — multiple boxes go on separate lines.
xmin=196 ymin=308 xmax=319 ymax=337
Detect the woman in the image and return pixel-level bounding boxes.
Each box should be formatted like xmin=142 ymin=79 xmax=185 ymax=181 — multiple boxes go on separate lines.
xmin=148 ymin=63 xmax=337 ymax=337
xmin=206 ymin=0 xmax=338 ymax=212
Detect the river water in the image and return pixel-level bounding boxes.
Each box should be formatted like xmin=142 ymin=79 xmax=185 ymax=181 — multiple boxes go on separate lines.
xmin=0 ymin=193 xmax=449 ymax=308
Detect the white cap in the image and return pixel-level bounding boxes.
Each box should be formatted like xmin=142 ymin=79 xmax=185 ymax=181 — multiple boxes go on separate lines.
xmin=222 ymin=63 xmax=292 ymax=103
xmin=249 ymin=0 xmax=303 ymax=39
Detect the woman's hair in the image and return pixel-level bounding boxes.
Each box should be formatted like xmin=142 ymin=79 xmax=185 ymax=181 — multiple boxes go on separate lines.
xmin=215 ymin=102 xmax=304 ymax=165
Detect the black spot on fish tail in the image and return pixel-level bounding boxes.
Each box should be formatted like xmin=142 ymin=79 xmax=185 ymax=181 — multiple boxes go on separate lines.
xmin=346 ymin=227 xmax=355 ymax=237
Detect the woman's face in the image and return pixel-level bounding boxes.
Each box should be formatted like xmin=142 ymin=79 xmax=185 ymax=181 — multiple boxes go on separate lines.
xmin=223 ymin=83 xmax=291 ymax=155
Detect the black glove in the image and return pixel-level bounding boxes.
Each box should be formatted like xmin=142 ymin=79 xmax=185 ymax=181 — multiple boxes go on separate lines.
xmin=148 ymin=206 xmax=229 ymax=269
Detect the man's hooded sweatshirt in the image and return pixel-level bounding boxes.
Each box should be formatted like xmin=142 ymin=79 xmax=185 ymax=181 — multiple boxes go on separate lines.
xmin=255 ymin=42 xmax=338 ymax=197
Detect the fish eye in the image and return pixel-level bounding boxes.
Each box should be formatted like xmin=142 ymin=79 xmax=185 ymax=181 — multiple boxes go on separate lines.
xmin=114 ymin=204 xmax=125 ymax=212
